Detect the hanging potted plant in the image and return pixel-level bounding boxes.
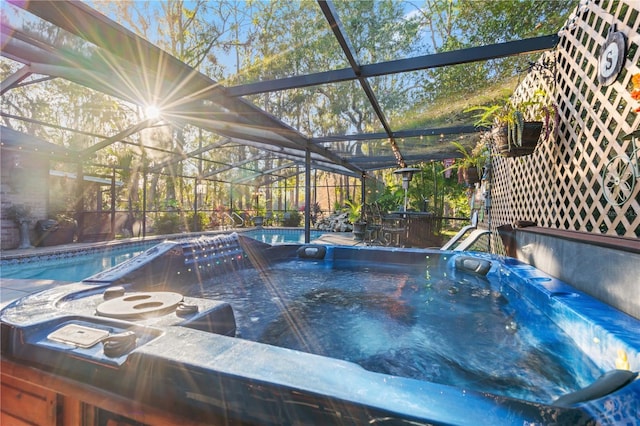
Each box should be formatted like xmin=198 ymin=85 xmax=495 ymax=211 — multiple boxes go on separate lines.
xmin=446 ymin=141 xmax=486 ymax=186
xmin=466 ymin=89 xmax=556 ymax=157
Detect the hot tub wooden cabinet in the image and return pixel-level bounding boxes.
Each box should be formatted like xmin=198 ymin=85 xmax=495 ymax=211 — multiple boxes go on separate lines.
xmin=0 ymin=359 xmax=219 ymax=426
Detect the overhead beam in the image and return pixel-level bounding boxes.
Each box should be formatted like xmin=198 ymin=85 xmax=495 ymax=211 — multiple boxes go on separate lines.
xmin=201 ymin=153 xmax=267 ymax=178
xmin=0 ymin=111 xmax=199 ymax=162
xmin=222 ymin=139 xmax=359 ymax=177
xmin=0 ymin=25 xmax=146 ymax=105
xmin=10 ymin=1 xmax=342 ymax=159
xmin=347 ymin=152 xmax=464 ymax=171
xmin=312 ymin=125 xmax=481 ymax=143
xmin=0 ymin=65 xmax=32 ymax=95
xmin=232 ymin=163 xmax=296 ymax=184
xmin=229 ymin=139 xmax=357 ymax=175
xmin=226 ymin=35 xmax=559 ymax=97
xmin=147 ymin=139 xmax=232 ymax=173
xmin=318 ymin=0 xmax=405 ymax=167
xmin=80 ymin=119 xmax=160 ymax=158
xmin=186 ymin=121 xmax=360 ymax=174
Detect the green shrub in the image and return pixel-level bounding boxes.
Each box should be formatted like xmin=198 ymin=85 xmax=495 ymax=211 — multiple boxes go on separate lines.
xmin=154 ymin=213 xmax=181 ymax=235
xmin=375 ymin=187 xmax=403 ymax=213
xmin=282 ymin=210 xmax=301 ymax=227
xmin=186 ymin=212 xmax=207 ymax=232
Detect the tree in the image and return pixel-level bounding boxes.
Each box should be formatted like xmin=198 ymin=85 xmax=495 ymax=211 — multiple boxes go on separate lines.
xmin=402 ymin=0 xmax=573 ymax=128
xmin=2 ymin=0 xmax=575 ymax=225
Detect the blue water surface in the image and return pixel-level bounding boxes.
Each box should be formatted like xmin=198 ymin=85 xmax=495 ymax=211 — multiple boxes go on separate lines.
xmin=1 ymin=243 xmax=156 ymax=282
xmin=241 ymin=229 xmax=324 ymax=244
xmin=187 ymin=258 xmax=601 ymax=404
xmin=1 ymin=229 xmax=324 ymax=281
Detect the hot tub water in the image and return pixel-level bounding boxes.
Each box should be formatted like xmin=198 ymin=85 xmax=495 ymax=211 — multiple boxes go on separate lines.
xmin=186 ymin=257 xmax=601 ymax=403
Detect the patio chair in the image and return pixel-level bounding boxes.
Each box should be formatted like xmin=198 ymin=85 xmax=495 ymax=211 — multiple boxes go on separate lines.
xmin=363 ymin=203 xmax=383 ymax=245
xmin=439 ymin=210 xmax=478 ymax=250
xmin=381 ymin=212 xmax=407 ymax=247
xmin=446 ymin=228 xmax=492 ymax=251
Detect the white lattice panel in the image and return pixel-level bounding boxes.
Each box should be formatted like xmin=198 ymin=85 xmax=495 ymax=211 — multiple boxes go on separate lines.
xmin=486 ymin=0 xmax=640 ymax=247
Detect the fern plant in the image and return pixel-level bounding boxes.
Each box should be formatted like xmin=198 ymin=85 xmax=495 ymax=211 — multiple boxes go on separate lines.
xmin=344 ymin=199 xmax=363 ymax=224
xmin=447 ymin=141 xmax=486 ymax=169
xmin=465 ymin=89 xmax=556 ymax=151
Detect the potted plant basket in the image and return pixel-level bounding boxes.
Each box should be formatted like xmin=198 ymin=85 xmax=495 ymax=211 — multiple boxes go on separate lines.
xmin=492 ymin=119 xmax=543 ymax=157
xmin=345 ymin=199 xmax=366 ymax=240
xmin=446 ymin=141 xmax=486 ymax=186
xmin=466 ymin=89 xmax=556 ymax=157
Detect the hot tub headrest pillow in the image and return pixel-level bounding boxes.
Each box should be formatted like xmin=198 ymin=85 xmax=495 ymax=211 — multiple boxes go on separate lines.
xmin=553 ymin=369 xmax=638 ymax=407
xmin=297 ymin=245 xmax=327 ymax=259
xmin=454 ymin=256 xmax=491 ymax=276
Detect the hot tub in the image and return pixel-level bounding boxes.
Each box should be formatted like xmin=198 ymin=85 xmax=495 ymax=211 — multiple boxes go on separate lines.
xmin=1 ymin=233 xmax=638 ymax=425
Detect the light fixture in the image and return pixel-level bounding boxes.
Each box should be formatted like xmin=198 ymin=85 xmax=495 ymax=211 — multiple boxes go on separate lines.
xmin=394 ymin=167 xmax=421 ymax=211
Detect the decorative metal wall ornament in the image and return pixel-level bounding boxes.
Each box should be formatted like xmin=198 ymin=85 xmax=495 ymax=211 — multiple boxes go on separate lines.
xmin=598 ymin=24 xmax=627 ymax=86
xmin=601 ymin=130 xmax=640 ymax=206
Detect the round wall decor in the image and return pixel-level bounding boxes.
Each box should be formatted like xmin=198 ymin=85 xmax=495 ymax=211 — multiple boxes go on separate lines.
xmin=598 ymin=25 xmax=627 ymax=86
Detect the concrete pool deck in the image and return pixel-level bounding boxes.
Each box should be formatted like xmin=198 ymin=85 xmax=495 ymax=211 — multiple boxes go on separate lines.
xmin=0 ymin=278 xmax=73 ymax=309
xmin=0 ymin=231 xmax=359 ymax=306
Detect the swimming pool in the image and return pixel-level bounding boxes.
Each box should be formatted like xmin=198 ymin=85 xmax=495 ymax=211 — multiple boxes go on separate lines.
xmin=239 ymin=228 xmax=324 ymax=244
xmin=0 ymin=241 xmax=159 ymax=282
xmin=1 ymin=233 xmax=638 ymax=424
xmin=0 ymin=229 xmax=323 ymax=282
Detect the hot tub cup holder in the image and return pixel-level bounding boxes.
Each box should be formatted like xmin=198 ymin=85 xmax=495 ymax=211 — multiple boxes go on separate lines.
xmin=103 ymin=286 xmax=126 ymax=300
xmin=96 ymin=291 xmax=184 ymax=320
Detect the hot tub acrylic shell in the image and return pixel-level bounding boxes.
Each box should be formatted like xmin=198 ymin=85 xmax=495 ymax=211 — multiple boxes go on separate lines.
xmin=1 ymin=239 xmax=639 ymax=425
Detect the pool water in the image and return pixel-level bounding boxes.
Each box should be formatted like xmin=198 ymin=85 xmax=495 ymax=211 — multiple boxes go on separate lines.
xmin=186 ymin=258 xmax=601 ymax=403
xmin=0 ymin=230 xmax=323 ymax=281
xmin=241 ymin=229 xmax=324 ymax=244
xmin=0 ymin=244 xmax=155 ymax=281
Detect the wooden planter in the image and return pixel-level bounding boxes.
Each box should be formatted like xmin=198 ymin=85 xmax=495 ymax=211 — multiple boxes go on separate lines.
xmin=35 ymin=220 xmax=76 ymax=246
xmin=459 ymin=166 xmax=480 ymax=185
xmin=352 ymin=221 xmax=367 ymax=240
xmin=493 ymin=122 xmax=543 ymax=157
